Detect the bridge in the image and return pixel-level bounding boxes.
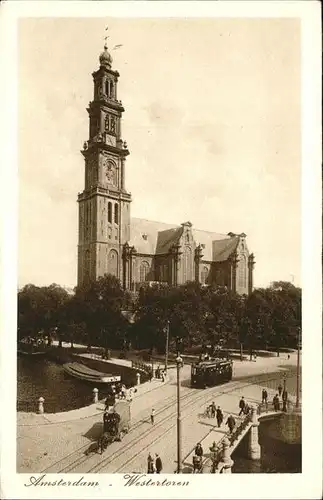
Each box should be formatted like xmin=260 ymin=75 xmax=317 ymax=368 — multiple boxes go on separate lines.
xmin=181 ymin=400 xmax=301 ymax=474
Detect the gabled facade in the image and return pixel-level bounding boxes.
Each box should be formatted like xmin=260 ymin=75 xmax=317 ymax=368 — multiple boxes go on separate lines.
xmin=77 ymin=45 xmax=255 ymax=295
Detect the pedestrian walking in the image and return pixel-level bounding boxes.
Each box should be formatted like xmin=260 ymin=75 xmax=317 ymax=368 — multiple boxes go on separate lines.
xmin=278 ymin=383 xmax=283 ymax=397
xmin=226 ymin=415 xmax=236 ymax=433
xmin=211 ymin=401 xmax=216 ymax=418
xmin=128 ymin=387 xmax=133 ymax=402
xmin=103 ymin=410 xmax=109 ymax=433
xmin=216 ymin=406 xmax=224 ymax=427
xmin=149 ymin=369 xmax=153 ymax=382
xmin=150 ymin=408 xmax=155 ymax=425
xmin=287 ymin=354 xmax=290 ymax=360
xmin=282 ymin=389 xmax=288 ymax=412
xmin=238 ymin=396 xmax=246 ymax=416
xmin=155 ymin=453 xmax=163 ymax=473
xmin=273 ymin=394 xmax=280 ymax=411
xmin=147 ymin=452 xmax=155 ymax=473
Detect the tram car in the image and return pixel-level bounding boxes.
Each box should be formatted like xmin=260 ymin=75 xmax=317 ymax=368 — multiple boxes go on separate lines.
xmin=98 ymin=400 xmax=131 ymax=453
xmin=191 ymin=358 xmax=233 ymax=388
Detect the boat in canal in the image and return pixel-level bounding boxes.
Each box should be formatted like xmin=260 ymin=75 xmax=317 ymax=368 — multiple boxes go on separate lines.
xmin=63 ymin=362 xmax=121 ymax=384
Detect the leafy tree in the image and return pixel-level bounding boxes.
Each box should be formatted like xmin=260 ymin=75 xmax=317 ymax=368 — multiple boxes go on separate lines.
xmin=18 ymin=283 xmax=69 ymax=341
xmin=73 ymin=274 xmax=130 ymax=349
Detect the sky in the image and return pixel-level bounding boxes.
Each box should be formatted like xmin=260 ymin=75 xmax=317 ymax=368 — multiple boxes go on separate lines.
xmin=18 ymin=17 xmax=301 ymax=289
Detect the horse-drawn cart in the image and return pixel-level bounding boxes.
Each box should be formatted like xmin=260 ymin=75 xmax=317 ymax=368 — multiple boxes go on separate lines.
xmin=98 ymin=400 xmax=131 ymax=453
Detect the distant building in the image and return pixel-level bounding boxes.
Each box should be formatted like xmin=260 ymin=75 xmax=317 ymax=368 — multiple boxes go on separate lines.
xmin=77 ymin=44 xmax=255 ymax=294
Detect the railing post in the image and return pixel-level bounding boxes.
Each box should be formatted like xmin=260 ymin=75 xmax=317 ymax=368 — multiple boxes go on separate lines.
xmin=221 ymin=436 xmax=234 ymax=473
xmin=38 ymin=396 xmax=45 ymax=414
xmin=93 ymin=387 xmax=99 ymax=404
xmin=248 ymin=404 xmax=261 ymax=459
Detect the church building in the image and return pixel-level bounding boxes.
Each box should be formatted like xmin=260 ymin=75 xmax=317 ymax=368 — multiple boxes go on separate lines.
xmin=77 ymin=44 xmax=255 ymax=294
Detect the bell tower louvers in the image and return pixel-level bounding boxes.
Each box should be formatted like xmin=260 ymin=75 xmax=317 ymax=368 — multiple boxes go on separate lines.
xmin=77 ymin=44 xmax=131 ymax=286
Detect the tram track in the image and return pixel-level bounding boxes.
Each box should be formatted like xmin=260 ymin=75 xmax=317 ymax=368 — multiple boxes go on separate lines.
xmin=41 ymin=390 xmax=179 ymax=473
xmin=88 ymin=378 xmax=256 ymax=474
xmin=41 ymin=373 xmax=287 ymax=474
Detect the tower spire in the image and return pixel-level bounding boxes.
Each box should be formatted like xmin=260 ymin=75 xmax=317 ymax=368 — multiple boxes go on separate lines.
xmin=100 ymin=27 xmax=112 ymax=68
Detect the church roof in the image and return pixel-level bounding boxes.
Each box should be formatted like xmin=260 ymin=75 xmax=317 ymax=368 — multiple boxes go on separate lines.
xmin=212 ymin=236 xmax=240 ymax=262
xmin=130 ymin=218 xmax=238 ymax=261
xmin=130 ymin=218 xmax=177 ymax=255
xmin=155 ymin=227 xmax=183 ymax=254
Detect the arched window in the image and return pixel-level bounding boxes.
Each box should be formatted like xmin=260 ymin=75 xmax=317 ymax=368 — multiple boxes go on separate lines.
xmin=105 ymin=80 xmax=110 ymax=96
xmin=139 ymin=261 xmax=149 ymax=282
xmin=108 ymin=202 xmax=112 ymax=223
xmin=183 ymin=246 xmax=193 ymax=282
xmin=238 ymin=255 xmax=247 ymax=289
xmin=114 ymin=203 xmax=119 ymax=224
xmin=108 ymin=249 xmax=118 ymax=277
xmin=201 ymin=266 xmax=208 ymax=285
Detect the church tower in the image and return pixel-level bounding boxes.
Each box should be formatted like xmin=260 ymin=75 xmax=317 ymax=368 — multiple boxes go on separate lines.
xmin=77 ymin=44 xmax=131 ymax=286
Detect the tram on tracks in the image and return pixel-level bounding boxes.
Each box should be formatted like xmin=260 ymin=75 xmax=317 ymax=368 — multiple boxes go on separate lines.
xmin=191 ymin=358 xmax=233 ymax=389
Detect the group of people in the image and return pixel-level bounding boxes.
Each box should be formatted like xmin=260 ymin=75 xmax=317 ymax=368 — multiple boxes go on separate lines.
xmin=206 ymin=402 xmax=224 ymax=427
xmin=224 ymin=396 xmax=251 ymax=434
xmin=238 ymin=396 xmax=251 ymax=416
xmin=104 ymin=383 xmax=133 ymax=410
xmin=147 ymin=452 xmax=163 ymax=473
xmin=261 ymin=383 xmax=289 ymax=412
xmin=148 ymin=365 xmax=167 ymax=383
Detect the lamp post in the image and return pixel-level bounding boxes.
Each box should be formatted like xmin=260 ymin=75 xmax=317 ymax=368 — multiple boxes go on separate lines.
xmin=165 ymin=320 xmax=170 ymax=373
xmin=296 ymin=327 xmax=301 ymax=409
xmin=176 ymin=352 xmax=183 ymax=473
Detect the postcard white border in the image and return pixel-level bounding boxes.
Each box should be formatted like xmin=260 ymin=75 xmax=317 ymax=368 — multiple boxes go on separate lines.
xmin=0 ymin=1 xmax=322 ymax=499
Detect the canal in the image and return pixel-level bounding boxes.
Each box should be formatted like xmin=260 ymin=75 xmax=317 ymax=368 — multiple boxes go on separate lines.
xmin=17 ymin=354 xmax=140 ymax=413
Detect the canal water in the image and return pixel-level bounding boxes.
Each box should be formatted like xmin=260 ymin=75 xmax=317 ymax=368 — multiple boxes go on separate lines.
xmin=232 ymin=414 xmax=302 ymax=473
xmin=233 ymin=368 xmax=302 ymax=473
xmin=17 ymin=356 xmax=301 ymax=473
xmin=17 ymin=355 xmax=138 ymax=413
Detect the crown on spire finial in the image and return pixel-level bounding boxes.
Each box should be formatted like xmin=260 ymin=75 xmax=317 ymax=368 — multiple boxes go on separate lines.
xmin=99 ymin=28 xmax=113 ymax=68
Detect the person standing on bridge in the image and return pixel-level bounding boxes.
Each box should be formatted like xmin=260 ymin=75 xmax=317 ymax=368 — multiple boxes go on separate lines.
xmin=238 ymin=396 xmax=246 ymax=416
xmin=273 ymin=394 xmax=280 ymax=411
xmin=147 ymin=453 xmax=155 ymax=473
xmin=195 ymin=442 xmax=204 ymax=457
xmin=282 ymin=389 xmax=288 ymax=412
xmin=155 ymin=453 xmax=163 ymax=473
xmin=216 ymin=406 xmax=224 ymax=427
xmin=226 ymin=415 xmax=236 ymax=433
xmin=211 ymin=401 xmax=216 ymax=418
xmin=262 ymin=389 xmax=268 ymax=406
xmin=150 ymin=408 xmax=155 ymax=425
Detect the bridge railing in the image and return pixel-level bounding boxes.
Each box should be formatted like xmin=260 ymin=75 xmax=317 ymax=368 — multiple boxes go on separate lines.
xmin=257 ymin=399 xmax=301 ymax=415
xmin=131 ymin=360 xmax=151 ymax=374
xmin=202 ymin=413 xmax=252 ymax=473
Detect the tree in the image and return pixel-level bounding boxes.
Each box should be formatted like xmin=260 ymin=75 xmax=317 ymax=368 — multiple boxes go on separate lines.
xmin=73 ymin=274 xmax=130 ymax=349
xmin=18 ymin=283 xmax=69 ymax=341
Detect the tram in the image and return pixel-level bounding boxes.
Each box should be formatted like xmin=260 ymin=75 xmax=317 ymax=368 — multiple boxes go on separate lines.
xmin=191 ymin=358 xmax=233 ymax=388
